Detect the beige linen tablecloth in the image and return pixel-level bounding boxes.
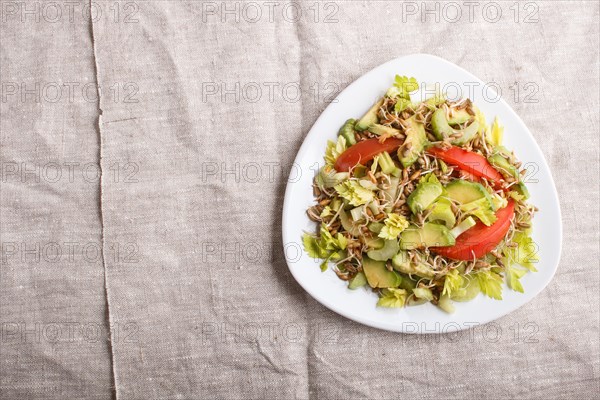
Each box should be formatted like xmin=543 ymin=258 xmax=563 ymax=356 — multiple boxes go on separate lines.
xmin=1 ymin=1 xmax=599 ymax=398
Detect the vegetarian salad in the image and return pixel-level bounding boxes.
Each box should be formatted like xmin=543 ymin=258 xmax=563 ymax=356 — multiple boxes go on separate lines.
xmin=303 ymin=75 xmax=538 ymax=312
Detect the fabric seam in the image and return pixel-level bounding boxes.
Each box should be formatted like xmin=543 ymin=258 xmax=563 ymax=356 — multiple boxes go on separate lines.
xmin=88 ymin=2 xmax=118 ymax=398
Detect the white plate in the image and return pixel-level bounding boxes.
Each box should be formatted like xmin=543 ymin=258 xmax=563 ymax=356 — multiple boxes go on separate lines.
xmin=282 ymin=54 xmax=562 ymax=334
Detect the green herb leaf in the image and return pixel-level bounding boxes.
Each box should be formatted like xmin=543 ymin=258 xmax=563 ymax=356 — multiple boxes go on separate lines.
xmin=316 ymin=166 xmax=349 ymax=189
xmin=486 ymin=117 xmax=504 ymax=147
xmin=460 ymin=197 xmax=497 ymax=226
xmin=503 ymin=231 xmax=539 ymax=272
xmin=377 ymin=288 xmax=407 ymax=308
xmin=475 ymin=270 xmax=503 ymax=300
xmin=378 ymin=213 xmax=409 ymax=240
xmin=302 ymin=234 xmax=325 ymax=259
xmin=442 ymin=269 xmax=465 ymax=297
xmin=334 ymin=180 xmax=375 ymax=206
xmin=506 ymin=266 xmax=527 ymax=293
xmin=324 ymin=135 xmax=347 ymax=167
xmin=393 ymin=75 xmax=419 ymax=99
xmin=474 ymin=106 xmax=488 ymax=135
xmin=394 ymin=98 xmax=412 ymax=113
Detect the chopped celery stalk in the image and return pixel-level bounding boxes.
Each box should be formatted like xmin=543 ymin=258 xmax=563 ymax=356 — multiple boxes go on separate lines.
xmin=350 ymin=206 xmax=365 ymax=222
xmin=450 ymin=217 xmax=476 ymax=238
xmin=437 ymin=294 xmax=455 ymax=313
xmin=348 ymin=272 xmax=367 ymax=289
xmin=316 ymin=167 xmax=349 ymax=189
xmin=383 ymin=175 xmax=400 ymax=213
xmin=339 ymin=209 xmax=361 ymax=236
xmin=368 ymin=200 xmax=380 ymax=215
xmin=439 ymin=159 xmax=448 ymax=174
xmin=378 ymin=152 xmax=396 ymax=174
xmin=359 ymin=179 xmax=378 ymax=191
xmin=412 ymin=287 xmax=434 ymax=301
xmin=331 ymin=198 xmax=342 ymax=212
xmin=407 ymin=296 xmax=429 ymax=306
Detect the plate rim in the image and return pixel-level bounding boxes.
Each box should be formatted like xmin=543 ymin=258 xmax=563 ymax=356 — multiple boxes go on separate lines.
xmin=281 ymin=53 xmax=563 ymax=334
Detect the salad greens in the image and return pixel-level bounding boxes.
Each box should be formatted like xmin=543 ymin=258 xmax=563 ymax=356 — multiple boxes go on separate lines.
xmin=303 ymin=75 xmax=538 ymax=313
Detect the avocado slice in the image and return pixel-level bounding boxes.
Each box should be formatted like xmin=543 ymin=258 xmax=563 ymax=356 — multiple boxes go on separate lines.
xmin=514 ymin=182 xmax=530 ymax=200
xmin=431 ymin=107 xmax=480 ymax=145
xmin=391 ymin=250 xmax=435 ymax=279
xmin=348 ymin=271 xmax=367 ymax=290
xmin=399 ymin=223 xmax=455 ymax=250
xmin=355 ymin=99 xmax=383 ymax=131
xmin=445 ymin=179 xmax=494 ymax=206
xmin=427 ymin=199 xmax=456 ymax=229
xmin=368 ymin=124 xmax=401 ymax=137
xmin=488 ymin=154 xmax=519 ymax=180
xmin=368 ymin=222 xmax=384 ymax=234
xmin=407 ymin=182 xmax=442 ymax=215
xmin=362 ymin=256 xmax=402 ymax=288
xmin=447 ymin=109 xmax=472 ymax=125
xmin=367 ymin=239 xmax=400 ymax=261
xmin=338 ymin=118 xmax=357 ymax=145
xmin=364 ymin=237 xmax=385 ymax=250
xmin=398 ymin=273 xmax=418 ymax=290
xmin=399 ymin=115 xmax=427 ymax=167
xmin=488 ymin=153 xmax=530 ymax=199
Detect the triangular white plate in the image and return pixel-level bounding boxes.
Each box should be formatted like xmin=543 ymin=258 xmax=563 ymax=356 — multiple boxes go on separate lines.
xmin=282 ymin=54 xmax=562 ymax=333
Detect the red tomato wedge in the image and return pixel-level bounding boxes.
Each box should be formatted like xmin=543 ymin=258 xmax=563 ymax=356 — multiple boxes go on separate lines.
xmin=432 ymin=200 xmax=515 ymax=260
xmin=427 ymin=146 xmax=504 ymax=187
xmin=334 ymin=138 xmax=403 ymax=172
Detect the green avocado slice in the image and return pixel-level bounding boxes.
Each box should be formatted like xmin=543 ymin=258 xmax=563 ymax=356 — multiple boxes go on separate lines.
xmin=338 ymin=118 xmax=357 ymax=145
xmin=391 ymin=250 xmax=435 ymax=279
xmin=427 ymin=199 xmax=456 ymax=229
xmin=399 ymin=223 xmax=455 ymax=250
xmin=368 ymin=124 xmax=401 ymax=137
xmin=362 ymin=256 xmax=402 ymax=288
xmin=445 ymin=179 xmax=494 ymax=206
xmin=355 ymin=99 xmax=383 ymax=131
xmin=348 ymin=272 xmax=367 ymax=289
xmin=398 ymin=116 xmax=427 ymax=167
xmin=367 ymin=239 xmax=400 ymax=261
xmin=407 ymin=182 xmax=442 ymax=215
xmin=431 ymin=107 xmax=480 ymax=145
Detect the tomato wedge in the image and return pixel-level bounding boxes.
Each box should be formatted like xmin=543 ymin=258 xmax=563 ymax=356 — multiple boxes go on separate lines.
xmin=334 ymin=138 xmax=403 ymax=172
xmin=432 ymin=200 xmax=515 ymax=260
xmin=427 ymin=146 xmax=504 ymax=187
